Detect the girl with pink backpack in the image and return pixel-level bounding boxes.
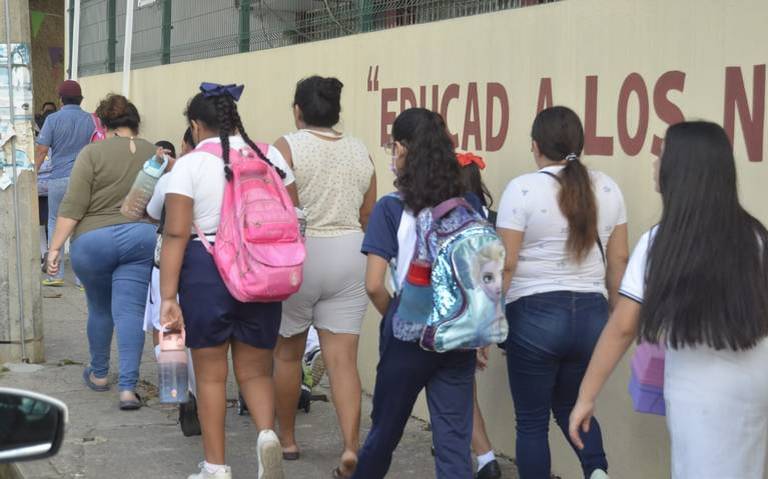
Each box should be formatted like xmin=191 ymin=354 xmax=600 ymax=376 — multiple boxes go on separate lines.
xmin=160 ymin=82 xmax=300 ymax=479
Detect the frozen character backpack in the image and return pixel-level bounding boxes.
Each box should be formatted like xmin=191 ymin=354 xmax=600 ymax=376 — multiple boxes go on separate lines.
xmin=195 ymin=142 xmax=305 ymax=302
xmin=394 ymin=197 xmax=508 ymax=352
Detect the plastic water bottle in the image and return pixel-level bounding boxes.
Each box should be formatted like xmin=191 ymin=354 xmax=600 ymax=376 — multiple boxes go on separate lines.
xmin=396 ymin=259 xmax=434 ymax=321
xmin=157 ymin=330 xmax=189 ymax=404
xmin=120 ymin=151 xmax=169 ymax=221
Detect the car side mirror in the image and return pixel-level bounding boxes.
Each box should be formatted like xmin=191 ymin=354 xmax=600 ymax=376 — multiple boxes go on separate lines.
xmin=0 ymin=388 xmax=68 ymax=463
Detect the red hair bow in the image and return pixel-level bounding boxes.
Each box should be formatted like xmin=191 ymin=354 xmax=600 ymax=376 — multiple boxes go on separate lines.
xmin=456 ymin=152 xmax=486 ymax=169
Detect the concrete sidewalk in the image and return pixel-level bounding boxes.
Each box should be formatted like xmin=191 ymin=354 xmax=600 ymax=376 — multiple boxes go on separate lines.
xmin=1 ymin=280 xmax=519 ymax=479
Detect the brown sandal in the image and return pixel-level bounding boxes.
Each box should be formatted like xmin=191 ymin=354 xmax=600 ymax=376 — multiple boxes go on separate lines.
xmin=332 ymin=452 xmax=357 ymax=478
xmin=332 ymin=467 xmax=351 ymax=479
xmin=282 ymin=451 xmax=300 ymax=461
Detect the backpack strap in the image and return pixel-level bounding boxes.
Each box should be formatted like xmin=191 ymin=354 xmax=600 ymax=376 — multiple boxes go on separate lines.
xmin=538 ymin=170 xmax=606 ymax=265
xmin=193 ymin=223 xmax=214 ymax=254
xmin=196 ymin=142 xmax=276 ymax=170
xmin=432 ymin=197 xmax=472 ymax=220
xmin=195 ymin=142 xmax=224 ymax=156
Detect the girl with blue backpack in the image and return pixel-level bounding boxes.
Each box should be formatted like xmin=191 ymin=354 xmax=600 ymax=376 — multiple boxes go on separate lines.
xmin=352 ymin=108 xmax=498 ymax=479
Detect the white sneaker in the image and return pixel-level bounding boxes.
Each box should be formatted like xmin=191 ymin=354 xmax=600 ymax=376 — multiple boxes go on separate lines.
xmin=257 ymin=429 xmax=284 ymax=479
xmin=590 ymin=470 xmax=609 ymax=479
xmin=188 ymin=462 xmax=232 ymax=479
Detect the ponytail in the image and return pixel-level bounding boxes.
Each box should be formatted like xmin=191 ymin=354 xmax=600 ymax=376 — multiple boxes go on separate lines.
xmin=557 ymin=156 xmax=597 ymax=262
xmin=532 ymin=106 xmax=597 ymax=263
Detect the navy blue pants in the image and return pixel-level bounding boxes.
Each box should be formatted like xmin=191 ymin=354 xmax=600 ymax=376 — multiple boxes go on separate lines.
xmin=353 ymin=308 xmax=476 ymax=479
xmin=505 ymin=291 xmax=609 ymax=479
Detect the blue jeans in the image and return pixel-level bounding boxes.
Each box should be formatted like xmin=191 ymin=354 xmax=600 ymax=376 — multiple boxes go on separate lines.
xmin=353 ymin=305 xmax=476 ymax=479
xmin=71 ymin=223 xmax=156 ymax=391
xmin=46 ymin=177 xmax=69 ymax=280
xmin=505 ymin=291 xmax=609 ymax=479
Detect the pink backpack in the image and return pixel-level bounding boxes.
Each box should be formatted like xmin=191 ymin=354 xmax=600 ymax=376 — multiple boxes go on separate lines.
xmin=90 ymin=113 xmax=107 ymax=143
xmin=194 ymin=142 xmax=305 ymax=302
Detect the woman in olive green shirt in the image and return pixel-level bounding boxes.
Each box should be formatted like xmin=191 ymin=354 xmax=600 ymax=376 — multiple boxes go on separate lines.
xmin=47 ymin=94 xmax=157 ymax=410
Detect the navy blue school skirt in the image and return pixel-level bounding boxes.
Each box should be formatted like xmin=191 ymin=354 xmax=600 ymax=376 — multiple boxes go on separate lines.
xmin=178 ymin=241 xmax=281 ymax=349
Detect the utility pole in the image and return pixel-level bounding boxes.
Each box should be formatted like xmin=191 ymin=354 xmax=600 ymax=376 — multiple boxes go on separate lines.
xmin=0 ymin=0 xmax=44 ymax=363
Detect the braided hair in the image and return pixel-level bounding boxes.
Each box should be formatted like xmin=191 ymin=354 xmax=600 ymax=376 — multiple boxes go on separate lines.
xmin=186 ymin=92 xmax=286 ymax=182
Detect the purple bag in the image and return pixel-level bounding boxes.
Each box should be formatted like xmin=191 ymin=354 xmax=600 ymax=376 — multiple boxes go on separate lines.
xmin=631 ymin=342 xmax=665 ymax=387
xmin=627 ymin=343 xmax=666 ymax=416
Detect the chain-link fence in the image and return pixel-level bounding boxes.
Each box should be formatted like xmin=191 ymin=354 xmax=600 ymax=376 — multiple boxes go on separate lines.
xmin=75 ymin=0 xmax=560 ymax=77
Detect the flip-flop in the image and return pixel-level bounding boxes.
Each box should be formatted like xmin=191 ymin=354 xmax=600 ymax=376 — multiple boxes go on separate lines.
xmin=119 ymin=392 xmax=142 ymax=411
xmin=332 ymin=467 xmax=351 ymax=479
xmin=282 ymin=451 xmax=300 ymax=461
xmin=83 ymin=367 xmax=110 ymax=392
xmin=332 ymin=454 xmax=357 ymax=479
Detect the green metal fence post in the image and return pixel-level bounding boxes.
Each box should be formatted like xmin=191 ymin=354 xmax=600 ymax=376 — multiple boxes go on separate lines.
xmin=360 ymin=0 xmax=374 ymax=32
xmin=107 ymin=0 xmax=116 ymax=72
xmin=161 ymin=0 xmax=172 ymax=64
xmin=239 ymin=0 xmax=251 ymax=53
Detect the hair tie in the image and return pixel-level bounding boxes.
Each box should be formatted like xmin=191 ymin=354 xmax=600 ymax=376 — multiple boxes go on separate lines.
xmin=457 ymin=152 xmax=486 ymax=170
xmin=565 ymin=153 xmax=579 ymax=162
xmin=200 ymin=82 xmax=244 ymax=102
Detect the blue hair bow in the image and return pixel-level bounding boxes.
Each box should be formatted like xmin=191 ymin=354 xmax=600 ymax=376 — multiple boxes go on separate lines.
xmin=199 ymin=82 xmax=244 ymax=101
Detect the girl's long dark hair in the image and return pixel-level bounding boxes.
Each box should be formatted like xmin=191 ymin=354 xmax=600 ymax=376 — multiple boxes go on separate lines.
xmin=185 ymin=93 xmax=284 ymax=181
xmin=532 ymin=106 xmax=596 ymax=262
xmin=393 ymin=108 xmax=465 ymax=213
xmin=640 ymin=121 xmax=768 ymax=350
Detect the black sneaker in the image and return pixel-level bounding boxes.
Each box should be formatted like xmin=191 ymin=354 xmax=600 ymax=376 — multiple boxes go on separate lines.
xmin=179 ymin=393 xmax=202 ymax=437
xmin=477 ymin=459 xmax=502 ymax=479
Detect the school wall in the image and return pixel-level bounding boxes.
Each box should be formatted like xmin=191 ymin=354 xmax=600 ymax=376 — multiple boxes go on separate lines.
xmin=78 ymin=0 xmax=768 ymax=477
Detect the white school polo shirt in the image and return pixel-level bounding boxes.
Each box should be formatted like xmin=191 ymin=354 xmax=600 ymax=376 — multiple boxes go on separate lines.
xmin=497 ymin=165 xmax=627 ymax=304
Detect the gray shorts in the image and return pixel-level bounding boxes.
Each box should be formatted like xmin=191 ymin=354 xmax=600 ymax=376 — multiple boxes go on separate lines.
xmin=280 ymin=232 xmax=368 ymax=337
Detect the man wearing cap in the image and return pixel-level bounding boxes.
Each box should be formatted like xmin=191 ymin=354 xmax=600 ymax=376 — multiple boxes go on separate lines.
xmin=35 ymin=80 xmax=95 ymax=287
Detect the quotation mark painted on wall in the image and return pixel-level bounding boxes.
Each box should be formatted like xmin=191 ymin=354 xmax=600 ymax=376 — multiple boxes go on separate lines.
xmin=367 ymin=65 xmax=380 ymax=92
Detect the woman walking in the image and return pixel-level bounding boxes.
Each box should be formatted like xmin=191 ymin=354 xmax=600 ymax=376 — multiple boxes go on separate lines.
xmin=272 ymin=76 xmax=376 ymax=477
xmin=496 ymin=106 xmax=629 ymax=479
xmin=47 ymin=93 xmax=157 ymax=410
xmin=570 ymin=121 xmax=768 ymax=479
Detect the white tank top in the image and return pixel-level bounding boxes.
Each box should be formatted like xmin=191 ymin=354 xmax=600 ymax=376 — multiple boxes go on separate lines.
xmin=284 ymin=130 xmax=373 ymax=237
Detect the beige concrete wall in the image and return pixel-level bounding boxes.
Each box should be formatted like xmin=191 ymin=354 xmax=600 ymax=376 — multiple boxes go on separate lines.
xmin=77 ymin=0 xmax=768 ymax=476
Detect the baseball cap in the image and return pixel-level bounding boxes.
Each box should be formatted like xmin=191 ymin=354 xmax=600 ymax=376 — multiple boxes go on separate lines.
xmin=57 ymin=80 xmax=82 ymax=98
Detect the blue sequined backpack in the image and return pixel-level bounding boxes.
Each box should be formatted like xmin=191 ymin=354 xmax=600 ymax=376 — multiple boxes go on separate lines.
xmin=394 ymin=198 xmax=508 ymax=352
